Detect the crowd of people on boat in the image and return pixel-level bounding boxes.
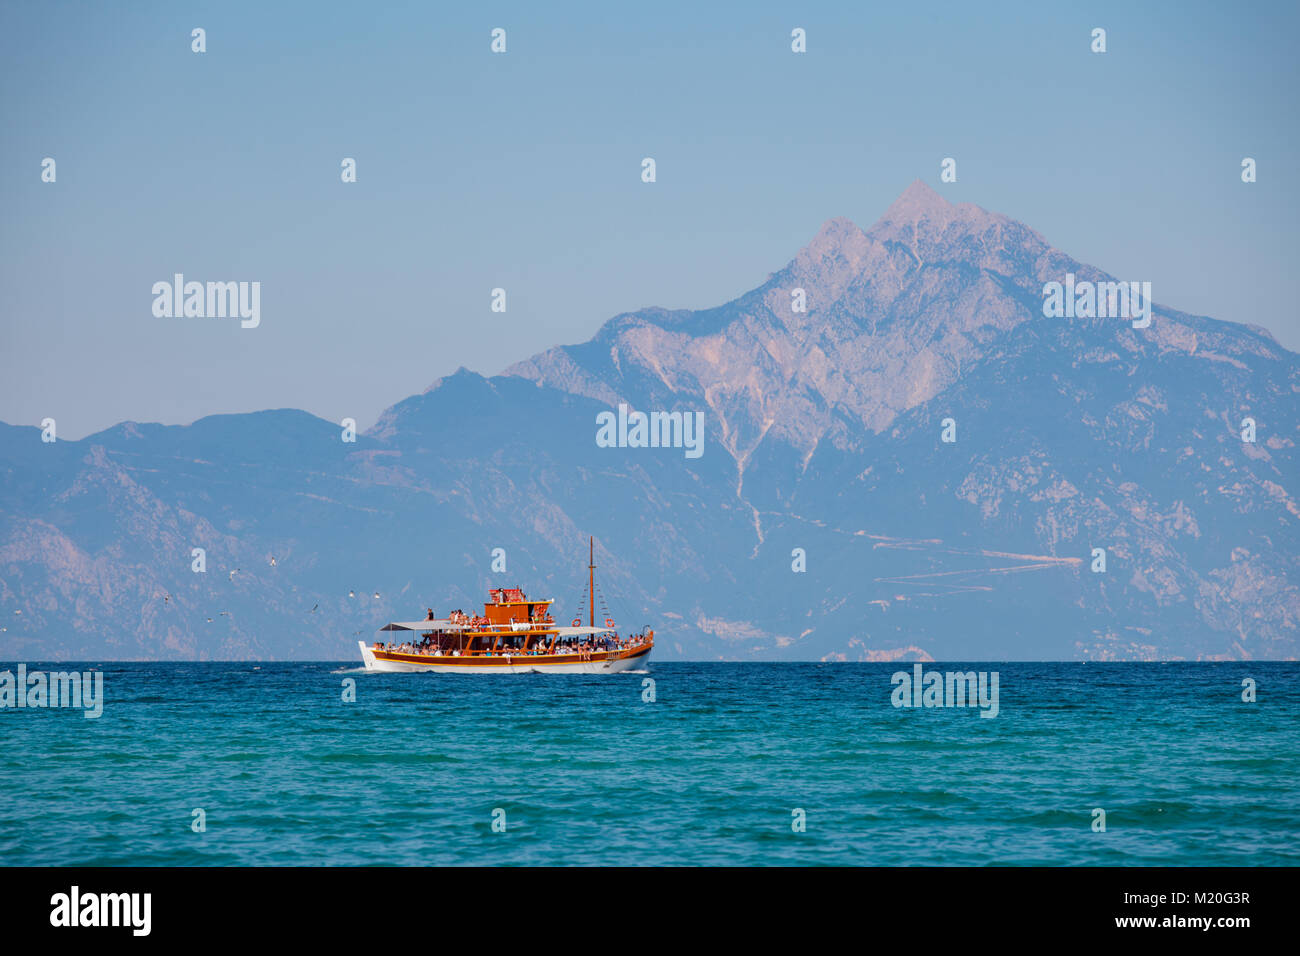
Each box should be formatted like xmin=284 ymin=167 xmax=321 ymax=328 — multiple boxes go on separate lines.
xmin=376 ymin=632 xmax=649 ymax=659
xmin=422 ymin=607 xmax=556 ymax=628
xmin=446 ymin=608 xmax=491 ymax=627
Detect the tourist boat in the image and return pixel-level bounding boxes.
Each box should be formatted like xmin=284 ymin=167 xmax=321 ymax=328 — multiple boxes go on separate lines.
xmin=357 ymin=539 xmax=653 ymax=673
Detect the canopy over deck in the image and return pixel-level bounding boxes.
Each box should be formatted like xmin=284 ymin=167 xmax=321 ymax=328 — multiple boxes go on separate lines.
xmin=380 ymin=620 xmax=469 ymax=632
xmin=378 ymin=621 xmax=616 ymax=636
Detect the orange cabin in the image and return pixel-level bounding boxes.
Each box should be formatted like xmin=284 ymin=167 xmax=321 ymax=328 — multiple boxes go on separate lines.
xmin=482 ymin=588 xmax=554 ymax=626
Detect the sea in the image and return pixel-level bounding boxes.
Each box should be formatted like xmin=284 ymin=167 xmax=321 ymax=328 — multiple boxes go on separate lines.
xmin=1 ymin=662 xmax=1297 ymax=866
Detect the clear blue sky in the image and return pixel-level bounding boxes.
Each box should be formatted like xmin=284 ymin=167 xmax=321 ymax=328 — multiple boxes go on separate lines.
xmin=2 ymin=0 xmax=1296 ymax=439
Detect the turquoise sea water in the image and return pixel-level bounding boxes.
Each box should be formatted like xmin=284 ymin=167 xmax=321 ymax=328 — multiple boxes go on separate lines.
xmin=1 ymin=662 xmax=1297 ymax=866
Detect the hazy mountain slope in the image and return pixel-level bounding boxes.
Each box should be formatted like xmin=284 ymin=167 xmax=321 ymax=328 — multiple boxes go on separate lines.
xmin=1 ymin=182 xmax=1295 ymax=660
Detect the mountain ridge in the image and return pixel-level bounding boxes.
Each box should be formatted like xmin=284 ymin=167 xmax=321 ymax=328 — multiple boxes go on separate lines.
xmin=2 ymin=182 xmax=1297 ymax=661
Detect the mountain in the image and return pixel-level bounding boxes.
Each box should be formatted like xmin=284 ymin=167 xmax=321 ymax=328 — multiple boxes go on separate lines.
xmin=2 ymin=182 xmax=1297 ymax=660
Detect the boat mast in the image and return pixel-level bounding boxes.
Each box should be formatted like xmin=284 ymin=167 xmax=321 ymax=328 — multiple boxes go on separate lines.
xmin=588 ymin=536 xmax=595 ymax=628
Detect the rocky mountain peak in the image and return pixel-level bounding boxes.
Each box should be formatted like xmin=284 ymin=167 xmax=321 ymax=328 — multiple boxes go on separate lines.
xmin=874 ymin=178 xmax=953 ymax=227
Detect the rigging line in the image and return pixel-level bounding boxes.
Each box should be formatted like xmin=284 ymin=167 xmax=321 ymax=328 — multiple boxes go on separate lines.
xmin=568 ymin=581 xmax=591 ymax=625
xmin=593 ymin=578 xmax=636 ymax=634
